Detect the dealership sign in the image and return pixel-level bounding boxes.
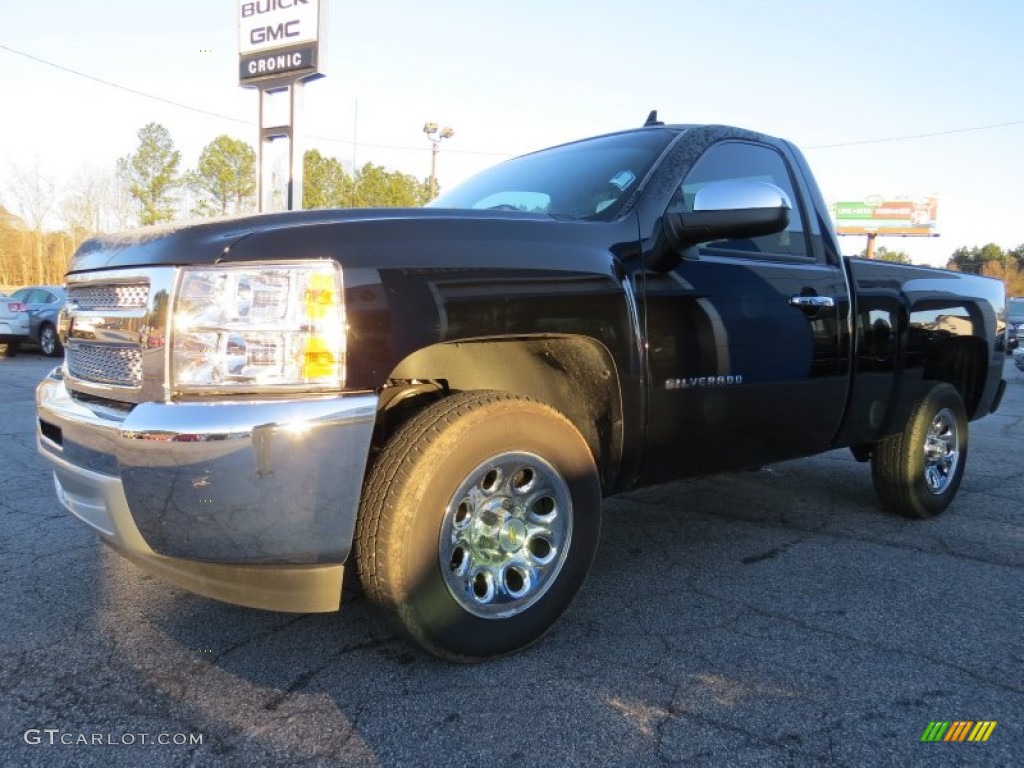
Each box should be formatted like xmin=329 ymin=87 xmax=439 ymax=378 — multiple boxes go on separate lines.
xmin=829 ymin=195 xmax=939 ymax=236
xmin=238 ymin=0 xmax=323 ymax=84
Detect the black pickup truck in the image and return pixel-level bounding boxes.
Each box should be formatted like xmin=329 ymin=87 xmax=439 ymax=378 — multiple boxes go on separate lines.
xmin=36 ymin=116 xmax=1007 ymax=661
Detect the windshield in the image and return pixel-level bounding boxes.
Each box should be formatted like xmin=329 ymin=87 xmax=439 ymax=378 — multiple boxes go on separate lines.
xmin=429 ymin=129 xmax=676 ymax=220
xmin=1008 ymin=297 xmax=1024 ymax=319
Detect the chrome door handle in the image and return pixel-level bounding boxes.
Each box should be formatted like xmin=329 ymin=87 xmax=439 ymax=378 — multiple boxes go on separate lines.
xmin=790 ymin=295 xmax=835 ymax=309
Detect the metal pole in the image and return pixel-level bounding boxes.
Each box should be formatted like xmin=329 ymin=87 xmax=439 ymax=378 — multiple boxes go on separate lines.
xmin=257 ymin=89 xmax=265 ymax=213
xmin=287 ymin=81 xmax=304 ymax=211
xmin=287 ymin=84 xmax=295 ymax=211
xmin=430 ymin=141 xmax=438 ymax=199
xmin=351 ymin=99 xmax=358 ymax=207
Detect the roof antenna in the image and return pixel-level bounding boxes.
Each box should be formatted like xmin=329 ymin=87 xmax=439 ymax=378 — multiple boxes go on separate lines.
xmin=644 ymin=110 xmax=664 ymax=127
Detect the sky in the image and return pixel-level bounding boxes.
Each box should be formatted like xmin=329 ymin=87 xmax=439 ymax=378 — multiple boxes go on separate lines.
xmin=1 ymin=0 xmax=1022 ymax=267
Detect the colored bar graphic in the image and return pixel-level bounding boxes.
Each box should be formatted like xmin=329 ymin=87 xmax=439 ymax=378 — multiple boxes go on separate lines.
xmin=921 ymin=721 xmax=996 ymax=742
xmin=968 ymin=722 xmax=997 ymax=742
xmin=944 ymin=721 xmax=972 ymax=741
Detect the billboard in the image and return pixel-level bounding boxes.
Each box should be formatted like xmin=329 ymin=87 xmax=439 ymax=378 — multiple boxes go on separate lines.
xmin=238 ymin=0 xmax=323 ymax=85
xmin=829 ymin=195 xmax=938 ymax=236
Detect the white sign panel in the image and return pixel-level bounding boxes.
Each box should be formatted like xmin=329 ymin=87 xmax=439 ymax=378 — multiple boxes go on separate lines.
xmin=239 ymin=0 xmax=320 ymax=56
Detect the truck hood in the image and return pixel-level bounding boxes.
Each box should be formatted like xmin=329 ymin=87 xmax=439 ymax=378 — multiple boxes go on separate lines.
xmin=68 ymin=208 xmax=568 ymax=273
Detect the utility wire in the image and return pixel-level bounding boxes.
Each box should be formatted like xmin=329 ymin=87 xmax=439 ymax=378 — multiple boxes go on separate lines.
xmin=0 ymin=43 xmax=252 ymax=127
xmin=304 ymin=133 xmax=511 ymax=157
xmin=0 ymin=43 xmax=511 ymax=157
xmin=3 ymin=42 xmax=1019 ymax=155
xmin=807 ymin=119 xmax=1024 ymax=149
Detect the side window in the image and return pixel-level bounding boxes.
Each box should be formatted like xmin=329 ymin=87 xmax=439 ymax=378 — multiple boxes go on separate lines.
xmin=669 ymin=141 xmax=809 ymax=257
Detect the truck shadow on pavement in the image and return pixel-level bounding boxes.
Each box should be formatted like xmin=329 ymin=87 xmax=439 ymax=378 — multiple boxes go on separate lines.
xmin=91 ymin=445 xmax=1021 ymax=767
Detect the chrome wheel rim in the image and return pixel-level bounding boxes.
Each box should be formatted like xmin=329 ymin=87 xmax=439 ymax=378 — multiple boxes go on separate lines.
xmin=41 ymin=327 xmax=55 ymax=355
xmin=923 ymin=407 xmax=960 ymax=495
xmin=439 ymin=451 xmax=573 ymax=619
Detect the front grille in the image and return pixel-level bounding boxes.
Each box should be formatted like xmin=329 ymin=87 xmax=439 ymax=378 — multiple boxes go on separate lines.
xmin=63 ymin=268 xmax=172 ymax=403
xmin=68 ymin=283 xmax=149 ymax=311
xmin=66 ymin=344 xmax=143 ymax=387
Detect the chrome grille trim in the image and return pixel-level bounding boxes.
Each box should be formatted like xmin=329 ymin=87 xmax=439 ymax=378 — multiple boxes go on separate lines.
xmin=68 ymin=283 xmax=149 ymax=311
xmin=62 ymin=267 xmax=176 ymax=404
xmin=66 ymin=344 xmax=142 ymax=387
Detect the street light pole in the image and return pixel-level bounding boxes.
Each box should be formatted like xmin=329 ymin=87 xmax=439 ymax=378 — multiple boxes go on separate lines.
xmin=430 ymin=140 xmax=438 ymax=199
xmin=423 ymin=122 xmax=454 ymax=200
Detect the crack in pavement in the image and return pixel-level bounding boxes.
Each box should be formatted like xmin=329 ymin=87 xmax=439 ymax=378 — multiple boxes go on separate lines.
xmin=681 ymin=575 xmax=1024 ymax=696
xmin=621 ymin=494 xmax=1024 ymax=571
xmin=262 ymin=636 xmax=399 ymax=711
xmin=207 ymin=614 xmax=315 ymax=664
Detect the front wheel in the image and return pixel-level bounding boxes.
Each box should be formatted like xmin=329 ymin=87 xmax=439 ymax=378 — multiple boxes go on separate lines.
xmin=355 ymin=391 xmax=601 ymax=661
xmin=871 ymin=383 xmax=968 ymax=518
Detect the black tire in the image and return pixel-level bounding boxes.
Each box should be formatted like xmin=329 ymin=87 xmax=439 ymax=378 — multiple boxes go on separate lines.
xmin=39 ymin=323 xmax=62 ymax=357
xmin=871 ymin=383 xmax=968 ymax=518
xmin=2 ymin=341 xmax=19 ymax=358
xmin=355 ymin=391 xmax=601 ymax=662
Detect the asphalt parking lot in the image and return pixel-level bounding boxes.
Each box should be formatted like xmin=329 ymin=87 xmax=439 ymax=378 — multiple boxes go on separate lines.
xmin=2 ymin=352 xmax=1021 ymax=767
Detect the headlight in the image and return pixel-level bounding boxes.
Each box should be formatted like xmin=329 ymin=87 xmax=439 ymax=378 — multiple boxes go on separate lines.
xmin=171 ymin=261 xmax=345 ymax=394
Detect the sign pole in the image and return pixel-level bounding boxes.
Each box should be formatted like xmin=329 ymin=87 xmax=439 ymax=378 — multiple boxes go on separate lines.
xmin=257 ymin=88 xmax=265 ymax=212
xmin=256 ymin=84 xmax=303 ymax=213
xmin=288 ymin=81 xmax=303 ymax=211
xmin=239 ymin=0 xmax=325 ymax=212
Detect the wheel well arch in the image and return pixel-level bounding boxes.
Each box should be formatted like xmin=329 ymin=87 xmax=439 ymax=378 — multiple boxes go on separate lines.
xmin=922 ymin=336 xmax=988 ymax=418
xmin=379 ymin=334 xmax=624 ymax=493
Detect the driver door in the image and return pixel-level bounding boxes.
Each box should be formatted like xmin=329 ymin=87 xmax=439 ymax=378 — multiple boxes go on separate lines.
xmin=644 ymin=140 xmax=849 ymax=481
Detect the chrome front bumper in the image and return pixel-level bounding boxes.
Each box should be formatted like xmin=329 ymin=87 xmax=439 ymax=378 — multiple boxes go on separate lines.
xmin=36 ymin=367 xmax=377 ymax=612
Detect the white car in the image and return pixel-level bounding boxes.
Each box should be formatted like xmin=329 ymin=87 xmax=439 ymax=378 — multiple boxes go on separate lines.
xmin=0 ymin=295 xmax=30 ymax=356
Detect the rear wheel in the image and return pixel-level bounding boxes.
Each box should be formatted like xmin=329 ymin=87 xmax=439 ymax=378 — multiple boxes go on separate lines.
xmin=356 ymin=391 xmax=601 ymax=661
xmin=871 ymin=383 xmax=968 ymax=518
xmin=39 ymin=323 xmax=62 ymax=357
